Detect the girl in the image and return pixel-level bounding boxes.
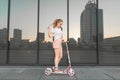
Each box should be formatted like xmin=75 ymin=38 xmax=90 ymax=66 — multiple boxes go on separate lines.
xmin=48 ymin=18 xmax=64 ymax=72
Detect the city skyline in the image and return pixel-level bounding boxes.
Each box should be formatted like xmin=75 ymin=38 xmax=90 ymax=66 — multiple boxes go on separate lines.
xmin=0 ymin=0 xmax=120 ymax=42
xmin=0 ymin=27 xmax=76 ymax=43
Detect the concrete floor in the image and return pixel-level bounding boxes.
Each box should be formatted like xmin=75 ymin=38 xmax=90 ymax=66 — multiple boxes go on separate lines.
xmin=0 ymin=66 xmax=120 ymax=80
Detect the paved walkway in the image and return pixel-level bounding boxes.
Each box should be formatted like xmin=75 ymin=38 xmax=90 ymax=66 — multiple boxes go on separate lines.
xmin=0 ymin=66 xmax=120 ymax=80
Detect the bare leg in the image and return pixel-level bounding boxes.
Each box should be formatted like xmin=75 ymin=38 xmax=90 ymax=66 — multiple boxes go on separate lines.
xmin=54 ymin=48 xmax=60 ymax=68
xmin=57 ymin=47 xmax=63 ymax=65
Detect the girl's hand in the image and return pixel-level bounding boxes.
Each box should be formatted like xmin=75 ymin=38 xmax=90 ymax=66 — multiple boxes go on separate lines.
xmin=62 ymin=39 xmax=65 ymax=42
xmin=48 ymin=26 xmax=50 ymax=30
xmin=62 ymin=39 xmax=64 ymax=42
xmin=48 ymin=23 xmax=53 ymax=31
xmin=48 ymin=26 xmax=51 ymax=32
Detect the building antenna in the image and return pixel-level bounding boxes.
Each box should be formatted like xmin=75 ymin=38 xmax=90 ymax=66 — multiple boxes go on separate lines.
xmin=92 ymin=0 xmax=95 ymax=3
xmin=88 ymin=0 xmax=95 ymax=4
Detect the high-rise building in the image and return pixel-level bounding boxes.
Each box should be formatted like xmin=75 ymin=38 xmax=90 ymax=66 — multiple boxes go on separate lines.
xmin=80 ymin=0 xmax=103 ymax=46
xmin=10 ymin=29 xmax=22 ymax=48
xmin=37 ymin=32 xmax=45 ymax=42
xmin=0 ymin=28 xmax=7 ymax=44
xmin=13 ymin=29 xmax=22 ymax=42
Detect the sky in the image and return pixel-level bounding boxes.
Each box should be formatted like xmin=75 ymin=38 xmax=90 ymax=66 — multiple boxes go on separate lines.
xmin=0 ymin=0 xmax=120 ymax=42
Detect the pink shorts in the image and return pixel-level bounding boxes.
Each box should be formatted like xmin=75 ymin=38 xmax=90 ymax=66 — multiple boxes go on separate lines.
xmin=53 ymin=38 xmax=62 ymax=48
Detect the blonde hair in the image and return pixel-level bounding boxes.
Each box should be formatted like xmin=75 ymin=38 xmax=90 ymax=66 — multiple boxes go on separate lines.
xmin=53 ymin=18 xmax=63 ymax=28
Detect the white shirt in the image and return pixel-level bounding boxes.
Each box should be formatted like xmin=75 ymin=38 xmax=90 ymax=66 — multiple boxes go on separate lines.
xmin=51 ymin=27 xmax=63 ymax=40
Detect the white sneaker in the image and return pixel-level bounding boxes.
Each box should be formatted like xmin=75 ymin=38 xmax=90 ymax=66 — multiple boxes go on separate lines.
xmin=53 ymin=67 xmax=63 ymax=73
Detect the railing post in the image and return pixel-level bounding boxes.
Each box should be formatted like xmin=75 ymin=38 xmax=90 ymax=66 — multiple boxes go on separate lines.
xmin=37 ymin=0 xmax=40 ymax=64
xmin=67 ymin=0 xmax=69 ymax=41
xmin=96 ymin=0 xmax=99 ymax=64
xmin=6 ymin=0 xmax=11 ymax=64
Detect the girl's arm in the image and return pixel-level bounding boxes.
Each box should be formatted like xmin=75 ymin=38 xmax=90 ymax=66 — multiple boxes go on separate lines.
xmin=48 ymin=26 xmax=54 ymax=38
